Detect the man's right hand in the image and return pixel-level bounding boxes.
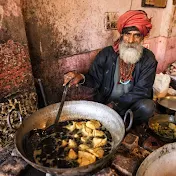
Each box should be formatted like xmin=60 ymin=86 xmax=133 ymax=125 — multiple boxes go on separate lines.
xmin=63 ymin=71 xmax=85 ymax=87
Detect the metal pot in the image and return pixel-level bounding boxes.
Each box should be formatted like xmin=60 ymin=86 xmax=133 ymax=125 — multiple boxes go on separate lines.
xmin=9 ymin=100 xmax=133 ymax=176
xmin=136 ymin=142 xmax=176 ymax=176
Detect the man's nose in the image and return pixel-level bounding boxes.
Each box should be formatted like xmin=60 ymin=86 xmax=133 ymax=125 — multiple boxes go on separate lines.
xmin=128 ymin=34 xmax=135 ymax=43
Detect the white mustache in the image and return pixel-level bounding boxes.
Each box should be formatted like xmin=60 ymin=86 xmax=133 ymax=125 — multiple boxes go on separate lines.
xmin=123 ymin=43 xmax=139 ymax=49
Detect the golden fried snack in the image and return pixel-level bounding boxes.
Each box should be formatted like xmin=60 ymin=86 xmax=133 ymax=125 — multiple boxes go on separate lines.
xmin=75 ymin=121 xmax=85 ymax=129
xmin=82 ymin=124 xmax=93 ymax=136
xmin=68 ymin=149 xmax=77 ymax=160
xmin=80 ymin=136 xmax=88 ymax=143
xmin=87 ymin=147 xmax=104 ymax=158
xmin=61 ymin=140 xmax=68 ymax=147
xmin=93 ymin=137 xmax=107 ymax=148
xmin=77 ymin=151 xmax=96 ymax=166
xmin=86 ymin=120 xmax=101 ymax=130
xmin=68 ymin=139 xmax=77 ymax=148
xmin=79 ymin=144 xmax=90 ymax=151
xmin=92 ymin=130 xmax=105 ymax=137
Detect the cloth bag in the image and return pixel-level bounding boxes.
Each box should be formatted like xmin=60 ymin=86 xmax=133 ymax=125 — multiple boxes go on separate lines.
xmin=153 ymin=73 xmax=171 ymax=99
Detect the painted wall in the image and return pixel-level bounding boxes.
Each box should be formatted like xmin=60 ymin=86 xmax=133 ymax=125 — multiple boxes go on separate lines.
xmin=22 ymin=0 xmax=130 ymax=60
xmin=162 ymin=6 xmax=176 ymax=72
xmin=21 ymin=0 xmax=132 ymax=103
xmin=21 ymin=0 xmax=176 ymax=104
xmin=22 ymin=0 xmax=174 ymax=61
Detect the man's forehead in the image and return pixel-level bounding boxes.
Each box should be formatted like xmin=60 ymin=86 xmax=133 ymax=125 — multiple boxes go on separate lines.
xmin=122 ymin=26 xmax=140 ymax=34
xmin=126 ymin=30 xmax=141 ymax=34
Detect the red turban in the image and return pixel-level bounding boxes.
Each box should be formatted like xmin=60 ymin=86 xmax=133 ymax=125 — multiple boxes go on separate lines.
xmin=117 ymin=10 xmax=152 ymax=37
xmin=113 ymin=10 xmax=152 ymax=52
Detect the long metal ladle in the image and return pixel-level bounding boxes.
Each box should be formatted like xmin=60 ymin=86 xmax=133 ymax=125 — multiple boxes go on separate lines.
xmin=54 ymin=81 xmax=70 ymax=125
xmin=43 ymin=81 xmax=70 ymax=133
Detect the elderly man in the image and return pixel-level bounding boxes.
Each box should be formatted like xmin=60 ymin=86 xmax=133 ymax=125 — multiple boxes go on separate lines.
xmin=64 ymin=10 xmax=158 ymax=124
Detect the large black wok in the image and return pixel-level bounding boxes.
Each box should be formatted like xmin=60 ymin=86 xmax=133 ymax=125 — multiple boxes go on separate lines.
xmin=10 ymin=100 xmax=133 ymax=176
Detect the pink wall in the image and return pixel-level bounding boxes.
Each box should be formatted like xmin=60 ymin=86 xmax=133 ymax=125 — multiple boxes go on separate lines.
xmin=163 ymin=37 xmax=176 ymax=71
xmin=162 ymin=7 xmax=176 ymax=72
xmin=144 ymin=37 xmax=168 ymax=73
xmin=131 ymin=0 xmax=175 ymax=73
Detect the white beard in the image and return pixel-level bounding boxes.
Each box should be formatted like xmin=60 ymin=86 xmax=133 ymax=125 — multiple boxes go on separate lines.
xmin=119 ymin=41 xmax=143 ymax=64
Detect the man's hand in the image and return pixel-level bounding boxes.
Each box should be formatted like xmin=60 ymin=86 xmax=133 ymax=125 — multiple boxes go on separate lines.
xmin=63 ymin=71 xmax=85 ymax=87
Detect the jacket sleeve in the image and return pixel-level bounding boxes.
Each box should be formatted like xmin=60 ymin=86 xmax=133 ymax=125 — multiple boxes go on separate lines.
xmin=114 ymin=50 xmax=158 ymax=112
xmin=84 ymin=48 xmax=108 ymax=89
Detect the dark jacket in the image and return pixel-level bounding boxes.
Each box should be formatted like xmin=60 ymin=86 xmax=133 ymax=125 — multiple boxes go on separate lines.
xmin=84 ymin=46 xmax=158 ymax=112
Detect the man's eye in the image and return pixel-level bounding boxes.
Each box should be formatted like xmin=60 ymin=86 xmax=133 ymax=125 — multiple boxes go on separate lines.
xmin=123 ymin=33 xmax=142 ymax=39
xmin=134 ymin=34 xmax=141 ymax=38
xmin=124 ymin=33 xmax=130 ymax=37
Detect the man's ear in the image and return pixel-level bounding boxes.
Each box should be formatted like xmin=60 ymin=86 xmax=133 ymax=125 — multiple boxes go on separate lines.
xmin=141 ymin=34 xmax=145 ymax=40
xmin=119 ymin=34 xmax=123 ymax=41
xmin=140 ymin=35 xmax=144 ymax=42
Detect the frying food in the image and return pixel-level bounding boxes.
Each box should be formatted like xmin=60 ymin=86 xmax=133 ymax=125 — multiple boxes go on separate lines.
xmin=93 ymin=137 xmax=107 ymax=148
xmin=86 ymin=120 xmax=101 ymax=129
xmin=77 ymin=151 xmax=96 ymax=166
xmin=32 ymin=119 xmax=112 ymax=168
xmin=68 ymin=149 xmax=77 ymax=160
xmin=150 ymin=122 xmax=176 ymax=139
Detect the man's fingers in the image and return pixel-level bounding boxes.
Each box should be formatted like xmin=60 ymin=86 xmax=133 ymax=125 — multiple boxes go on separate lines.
xmin=63 ymin=73 xmax=74 ymax=86
xmin=63 ymin=72 xmax=84 ymax=87
xmin=69 ymin=78 xmax=79 ymax=87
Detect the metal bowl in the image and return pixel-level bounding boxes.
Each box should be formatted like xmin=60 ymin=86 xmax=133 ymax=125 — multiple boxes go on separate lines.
xmin=148 ymin=114 xmax=176 ymax=141
xmin=136 ymin=142 xmax=176 ymax=176
xmin=149 ymin=96 xmax=176 ymax=141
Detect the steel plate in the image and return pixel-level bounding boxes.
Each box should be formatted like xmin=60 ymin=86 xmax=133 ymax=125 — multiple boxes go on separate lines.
xmin=158 ymin=96 xmax=176 ymax=111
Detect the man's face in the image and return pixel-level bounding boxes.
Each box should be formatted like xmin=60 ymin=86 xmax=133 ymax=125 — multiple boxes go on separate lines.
xmin=119 ymin=30 xmax=143 ymax=64
xmin=122 ymin=30 xmax=143 ymax=44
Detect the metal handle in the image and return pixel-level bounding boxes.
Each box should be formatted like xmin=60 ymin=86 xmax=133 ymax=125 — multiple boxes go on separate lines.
xmin=54 ymin=81 xmax=70 ymax=124
xmin=123 ymin=109 xmax=133 ymax=132
xmin=7 ymin=109 xmax=23 ymax=130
